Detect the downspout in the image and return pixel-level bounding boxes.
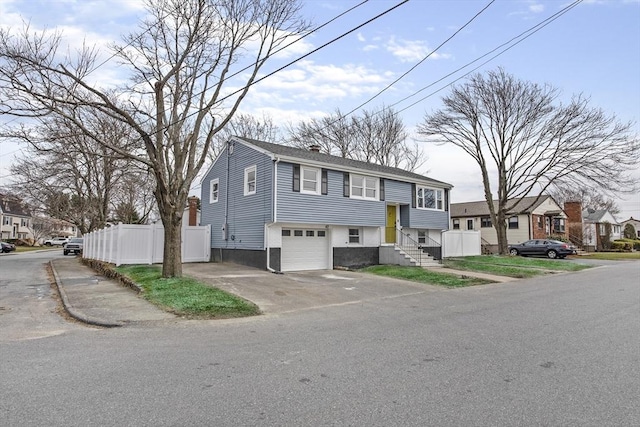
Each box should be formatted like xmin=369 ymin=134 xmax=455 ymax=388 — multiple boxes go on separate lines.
xmin=221 ymin=141 xmax=232 ymax=262
xmin=266 ymin=156 xmax=280 ymax=273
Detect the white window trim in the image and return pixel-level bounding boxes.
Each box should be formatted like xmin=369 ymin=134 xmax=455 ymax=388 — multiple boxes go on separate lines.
xmin=244 ymin=165 xmax=256 ymax=196
xmin=300 ymin=166 xmax=321 ymax=195
xmin=348 ymin=227 xmax=363 ymax=245
xmin=209 ymin=178 xmax=219 ymax=204
xmin=416 ymin=186 xmax=444 ymax=211
xmin=350 ymin=174 xmax=378 ymax=201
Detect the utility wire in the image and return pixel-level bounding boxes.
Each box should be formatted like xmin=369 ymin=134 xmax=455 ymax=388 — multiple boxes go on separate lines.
xmin=309 ymin=0 xmax=582 ymax=138
xmin=393 ymin=0 xmax=583 ymax=115
xmin=149 ymin=0 xmax=408 ymax=136
xmin=213 ymin=0 xmax=410 ymax=106
xmin=340 ymin=0 xmax=495 ymax=120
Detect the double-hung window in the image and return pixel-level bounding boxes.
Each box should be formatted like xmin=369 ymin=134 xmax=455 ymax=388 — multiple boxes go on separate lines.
xmin=416 ymin=186 xmax=443 ymax=210
xmin=301 ymin=166 xmax=320 ymax=195
xmin=348 ymin=227 xmax=361 ymax=244
xmin=350 ymin=174 xmax=378 ymax=200
xmin=244 ymin=165 xmax=256 ymax=196
xmin=210 ymin=178 xmax=219 ymax=203
xmin=508 ymin=216 xmax=519 ymax=229
xmin=480 ymin=216 xmax=492 ymax=228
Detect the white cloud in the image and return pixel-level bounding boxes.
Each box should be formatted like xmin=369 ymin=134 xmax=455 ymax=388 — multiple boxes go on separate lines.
xmin=356 ymin=32 xmax=366 ymax=42
xmin=385 ymin=37 xmax=451 ymax=63
xmin=529 ymin=3 xmax=545 ymax=13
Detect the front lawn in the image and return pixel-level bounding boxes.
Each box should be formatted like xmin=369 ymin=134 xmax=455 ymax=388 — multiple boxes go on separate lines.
xmin=360 ymin=265 xmax=493 ymax=287
xmin=115 ymin=265 xmax=260 ymax=319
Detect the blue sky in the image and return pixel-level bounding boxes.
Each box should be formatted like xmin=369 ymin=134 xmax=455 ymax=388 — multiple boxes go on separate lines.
xmin=1 ymin=0 xmax=639 ymax=219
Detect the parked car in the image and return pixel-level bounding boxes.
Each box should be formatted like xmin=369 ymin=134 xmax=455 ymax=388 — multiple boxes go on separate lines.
xmin=1 ymin=241 xmax=16 ymax=253
xmin=63 ymin=238 xmax=83 ymax=256
xmin=44 ymin=237 xmax=69 ymax=246
xmin=508 ymin=239 xmax=576 ymax=259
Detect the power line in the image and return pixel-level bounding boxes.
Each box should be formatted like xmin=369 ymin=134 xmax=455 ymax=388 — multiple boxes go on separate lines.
xmin=148 ymin=0 xmax=408 ymax=138
xmin=307 ymin=0 xmax=583 ymax=139
xmin=394 ymin=0 xmax=583 ymax=115
xmin=213 ymin=0 xmax=410 ymax=106
xmin=340 ymin=0 xmax=495 ymax=120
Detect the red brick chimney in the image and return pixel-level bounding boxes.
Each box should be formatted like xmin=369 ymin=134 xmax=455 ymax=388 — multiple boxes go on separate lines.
xmin=188 ymin=196 xmax=199 ymax=226
xmin=564 ymin=201 xmax=582 ymax=224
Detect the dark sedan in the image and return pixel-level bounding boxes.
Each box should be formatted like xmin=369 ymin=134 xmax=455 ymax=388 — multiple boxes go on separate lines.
xmin=508 ymin=239 xmax=576 ymax=259
xmin=1 ymin=241 xmax=16 ymax=253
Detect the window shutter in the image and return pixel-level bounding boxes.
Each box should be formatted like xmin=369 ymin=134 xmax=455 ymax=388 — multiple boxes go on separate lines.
xmin=445 ymin=189 xmax=449 ymax=212
xmin=411 ymin=183 xmax=416 ymax=208
xmin=343 ymin=173 xmax=350 ymax=197
xmin=293 ymin=165 xmax=300 ymax=192
xmin=321 ymin=169 xmax=328 ymax=195
xmin=379 ymin=179 xmax=385 ymax=201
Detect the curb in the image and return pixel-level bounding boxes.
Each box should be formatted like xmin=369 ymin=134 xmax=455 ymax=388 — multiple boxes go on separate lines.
xmin=49 ymin=260 xmax=124 ymax=328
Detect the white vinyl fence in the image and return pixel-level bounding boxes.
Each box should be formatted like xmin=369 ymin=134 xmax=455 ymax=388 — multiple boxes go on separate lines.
xmin=83 ymin=223 xmax=211 ymax=266
xmin=442 ymin=230 xmax=481 ymax=257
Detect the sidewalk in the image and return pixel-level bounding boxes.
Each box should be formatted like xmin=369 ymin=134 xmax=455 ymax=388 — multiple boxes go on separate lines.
xmin=51 ymin=258 xmax=176 ymax=327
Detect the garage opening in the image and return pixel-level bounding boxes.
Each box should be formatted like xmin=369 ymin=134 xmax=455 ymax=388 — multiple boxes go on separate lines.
xmin=280 ymin=228 xmax=330 ymax=271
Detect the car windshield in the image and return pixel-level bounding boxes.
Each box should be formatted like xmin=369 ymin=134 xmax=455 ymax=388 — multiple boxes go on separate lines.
xmin=69 ymin=238 xmax=83 ymax=243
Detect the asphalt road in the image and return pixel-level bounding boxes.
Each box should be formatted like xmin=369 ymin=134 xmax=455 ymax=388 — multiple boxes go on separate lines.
xmin=1 ymin=252 xmax=639 ymax=426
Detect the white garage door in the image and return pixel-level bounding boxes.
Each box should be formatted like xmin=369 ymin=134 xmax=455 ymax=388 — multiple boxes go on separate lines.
xmin=281 ymin=228 xmax=330 ymax=272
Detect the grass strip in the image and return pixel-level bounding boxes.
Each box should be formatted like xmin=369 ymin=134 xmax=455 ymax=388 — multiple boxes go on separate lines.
xmin=447 ymin=255 xmax=591 ymax=271
xmin=116 ymin=265 xmax=260 ymax=319
xmin=444 ymin=255 xmax=591 ymax=278
xmin=360 ymin=265 xmax=493 ymax=287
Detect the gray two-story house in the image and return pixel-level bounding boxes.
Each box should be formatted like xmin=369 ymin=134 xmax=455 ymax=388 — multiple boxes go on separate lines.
xmin=200 ymin=137 xmax=452 ymax=272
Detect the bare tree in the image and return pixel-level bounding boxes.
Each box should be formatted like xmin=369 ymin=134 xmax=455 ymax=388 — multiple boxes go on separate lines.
xmin=207 ymin=113 xmax=282 ymax=162
xmin=7 ymin=115 xmax=146 ymax=234
xmin=418 ymin=68 xmax=639 ymax=254
xmin=28 ymin=216 xmax=59 ymax=246
xmin=288 ymin=106 xmax=426 ymax=171
xmin=0 ymin=0 xmax=309 ymax=277
xmin=548 ymin=188 xmax=620 ymax=216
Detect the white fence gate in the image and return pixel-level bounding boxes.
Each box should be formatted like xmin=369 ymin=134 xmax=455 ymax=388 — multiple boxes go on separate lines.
xmin=442 ymin=230 xmax=481 ymax=257
xmin=83 ymin=223 xmax=211 ymax=266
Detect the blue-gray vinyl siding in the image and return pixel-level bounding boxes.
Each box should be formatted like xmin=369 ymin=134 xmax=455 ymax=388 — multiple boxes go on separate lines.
xmin=276 ymin=163 xmax=385 ymax=226
xmin=200 ymin=142 xmax=273 ymax=250
xmin=381 ymin=179 xmax=449 ymax=230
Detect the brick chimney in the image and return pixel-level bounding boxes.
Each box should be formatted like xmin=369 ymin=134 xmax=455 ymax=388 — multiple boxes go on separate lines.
xmin=564 ymin=201 xmax=582 ymax=224
xmin=188 ymin=196 xmax=199 ymax=226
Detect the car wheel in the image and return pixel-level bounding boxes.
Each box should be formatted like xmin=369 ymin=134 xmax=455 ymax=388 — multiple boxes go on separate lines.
xmin=509 ymin=248 xmax=519 ymax=256
xmin=63 ymin=251 xmax=68 ymax=256
xmin=547 ymin=250 xmax=558 ymax=259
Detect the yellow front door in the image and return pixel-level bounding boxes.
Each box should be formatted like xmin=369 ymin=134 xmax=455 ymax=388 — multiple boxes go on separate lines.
xmin=386 ymin=205 xmax=396 ymax=243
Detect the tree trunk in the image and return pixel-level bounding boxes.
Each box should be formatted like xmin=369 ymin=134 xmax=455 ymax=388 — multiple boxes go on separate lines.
xmin=161 ymin=214 xmax=183 ymax=278
xmin=495 ymin=216 xmax=509 ymax=255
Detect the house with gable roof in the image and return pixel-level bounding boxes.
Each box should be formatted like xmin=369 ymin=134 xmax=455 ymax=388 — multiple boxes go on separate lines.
xmin=450 ymin=195 xmax=568 ymax=253
xmin=0 ymin=193 xmax=33 ymax=241
xmin=200 ymin=137 xmax=453 ymax=272
xmin=581 ymin=208 xmax=621 ymax=251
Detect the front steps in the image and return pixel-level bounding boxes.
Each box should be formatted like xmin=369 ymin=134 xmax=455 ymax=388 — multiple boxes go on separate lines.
xmin=379 ymin=245 xmax=440 ymax=267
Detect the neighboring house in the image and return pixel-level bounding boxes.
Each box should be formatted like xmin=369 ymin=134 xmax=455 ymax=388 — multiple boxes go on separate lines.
xmin=0 ymin=193 xmax=33 ymax=241
xmin=182 ymin=196 xmax=201 ymax=228
xmin=37 ymin=217 xmax=79 ymax=239
xmin=621 ymin=217 xmax=640 ymax=239
xmin=581 ymin=208 xmax=621 ymax=251
xmin=200 ymin=137 xmax=452 ymax=272
xmin=450 ymin=195 xmax=568 ymax=252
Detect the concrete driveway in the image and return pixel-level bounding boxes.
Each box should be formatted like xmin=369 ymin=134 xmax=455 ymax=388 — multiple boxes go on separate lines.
xmin=183 ymin=263 xmax=442 ymax=315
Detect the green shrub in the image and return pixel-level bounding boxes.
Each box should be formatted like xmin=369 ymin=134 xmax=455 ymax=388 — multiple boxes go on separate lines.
xmin=611 ymin=241 xmax=632 ymax=252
